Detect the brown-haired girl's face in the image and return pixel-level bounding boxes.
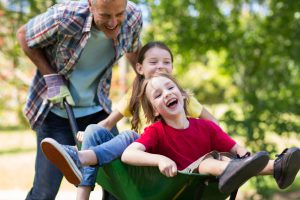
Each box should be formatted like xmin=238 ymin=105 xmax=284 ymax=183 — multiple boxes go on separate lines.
xmin=145 ymin=76 xmax=185 ymax=119
xmin=136 ymin=47 xmax=173 ymax=79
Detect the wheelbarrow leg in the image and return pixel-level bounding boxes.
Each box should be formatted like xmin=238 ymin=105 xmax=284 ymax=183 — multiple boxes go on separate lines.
xmin=229 ymin=189 xmax=238 ymax=200
xmin=102 ymin=189 xmax=117 ymax=200
xmin=63 ymin=100 xmax=118 ymax=200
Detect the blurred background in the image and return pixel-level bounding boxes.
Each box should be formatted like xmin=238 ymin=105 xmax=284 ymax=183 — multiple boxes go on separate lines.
xmin=0 ymin=0 xmax=299 ymax=199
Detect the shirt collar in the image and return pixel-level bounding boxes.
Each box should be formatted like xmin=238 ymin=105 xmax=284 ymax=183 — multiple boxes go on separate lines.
xmin=82 ymin=12 xmax=93 ymax=33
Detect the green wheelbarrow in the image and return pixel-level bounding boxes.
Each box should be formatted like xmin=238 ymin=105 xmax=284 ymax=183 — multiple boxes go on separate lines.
xmin=96 ymin=159 xmax=231 ymax=200
xmin=63 ymin=100 xmax=235 ymax=200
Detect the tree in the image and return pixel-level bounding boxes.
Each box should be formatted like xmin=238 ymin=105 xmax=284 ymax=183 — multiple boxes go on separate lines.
xmin=139 ymin=1 xmax=300 ymax=195
xmin=139 ymin=0 xmax=300 ymax=147
xmin=0 ymin=0 xmax=58 ymax=127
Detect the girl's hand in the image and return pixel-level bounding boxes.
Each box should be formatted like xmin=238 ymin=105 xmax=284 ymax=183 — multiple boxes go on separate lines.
xmin=76 ymin=131 xmax=84 ymax=142
xmin=158 ymin=156 xmax=177 ymax=177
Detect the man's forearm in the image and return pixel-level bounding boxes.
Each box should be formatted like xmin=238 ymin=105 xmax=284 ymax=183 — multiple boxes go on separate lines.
xmin=16 ymin=25 xmax=55 ymax=75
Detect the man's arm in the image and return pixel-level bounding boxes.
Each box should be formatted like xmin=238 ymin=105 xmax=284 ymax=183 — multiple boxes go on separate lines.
xmin=16 ymin=25 xmax=54 ymax=75
xmin=125 ymin=51 xmax=139 ymax=68
xmin=17 ymin=25 xmax=75 ymax=106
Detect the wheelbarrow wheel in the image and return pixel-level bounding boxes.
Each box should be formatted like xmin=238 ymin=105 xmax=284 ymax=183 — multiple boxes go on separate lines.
xmin=102 ymin=189 xmax=117 ymax=200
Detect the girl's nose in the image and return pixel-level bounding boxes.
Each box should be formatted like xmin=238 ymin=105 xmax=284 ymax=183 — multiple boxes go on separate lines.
xmin=157 ymin=63 xmax=163 ymax=70
xmin=164 ymin=90 xmax=171 ymax=98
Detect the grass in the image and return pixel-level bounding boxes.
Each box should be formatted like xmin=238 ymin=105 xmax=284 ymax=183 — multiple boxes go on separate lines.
xmin=1 ymin=128 xmax=300 ymax=199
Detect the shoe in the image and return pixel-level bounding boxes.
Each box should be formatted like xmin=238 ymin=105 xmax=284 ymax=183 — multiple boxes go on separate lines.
xmin=41 ymin=138 xmax=82 ymax=185
xmin=218 ymin=151 xmax=269 ymax=194
xmin=274 ymin=147 xmax=300 ymax=189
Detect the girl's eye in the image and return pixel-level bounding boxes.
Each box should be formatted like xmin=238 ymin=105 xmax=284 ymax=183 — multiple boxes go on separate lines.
xmin=150 ymin=61 xmax=157 ymax=64
xmin=168 ymin=86 xmax=174 ymax=90
xmin=164 ymin=61 xmax=171 ymax=65
xmin=154 ymin=93 xmax=161 ymax=99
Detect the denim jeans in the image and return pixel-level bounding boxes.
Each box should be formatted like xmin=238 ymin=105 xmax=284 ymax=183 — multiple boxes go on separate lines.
xmin=80 ymin=124 xmax=139 ymax=188
xmin=26 ymin=111 xmax=111 ymax=200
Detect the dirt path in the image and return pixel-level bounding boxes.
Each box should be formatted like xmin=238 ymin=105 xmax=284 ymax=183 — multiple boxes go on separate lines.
xmin=0 ymin=132 xmax=102 ymax=200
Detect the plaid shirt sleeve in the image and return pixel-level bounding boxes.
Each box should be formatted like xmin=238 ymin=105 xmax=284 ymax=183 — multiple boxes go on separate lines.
xmin=125 ymin=1 xmax=143 ymax=53
xmin=25 ymin=5 xmax=59 ymax=48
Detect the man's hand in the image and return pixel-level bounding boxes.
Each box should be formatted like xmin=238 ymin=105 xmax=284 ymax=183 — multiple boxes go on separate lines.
xmin=44 ymin=74 xmax=75 ymax=107
xmin=158 ymin=156 xmax=177 ymax=177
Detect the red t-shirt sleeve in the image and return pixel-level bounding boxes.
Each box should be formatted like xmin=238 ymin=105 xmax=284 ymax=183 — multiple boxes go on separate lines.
xmin=207 ymin=121 xmax=236 ymax=152
xmin=135 ymin=123 xmax=160 ymax=153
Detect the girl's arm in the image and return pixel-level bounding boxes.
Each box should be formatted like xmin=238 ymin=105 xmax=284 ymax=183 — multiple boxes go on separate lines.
xmin=98 ymin=110 xmax=124 ymax=131
xmin=199 ymin=107 xmax=219 ymax=125
xmin=122 ymin=142 xmax=178 ymax=177
xmin=187 ymin=96 xmax=218 ymax=124
xmin=77 ymin=110 xmax=123 ymax=142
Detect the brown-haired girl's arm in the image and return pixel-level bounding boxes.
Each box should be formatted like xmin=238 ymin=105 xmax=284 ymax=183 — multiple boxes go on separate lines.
xmin=76 ymin=110 xmax=123 ymax=142
xmin=122 ymin=142 xmax=178 ymax=177
xmin=187 ymin=96 xmax=219 ymax=125
xmin=98 ymin=110 xmax=124 ymax=131
xmin=199 ymin=107 xmax=219 ymax=125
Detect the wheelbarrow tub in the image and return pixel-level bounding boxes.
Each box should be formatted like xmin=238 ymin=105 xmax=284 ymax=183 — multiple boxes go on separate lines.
xmin=96 ymin=159 xmax=229 ymax=200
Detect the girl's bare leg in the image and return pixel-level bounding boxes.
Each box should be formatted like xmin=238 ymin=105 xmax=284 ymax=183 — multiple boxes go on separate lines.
xmin=78 ymin=150 xmax=98 ymax=166
xmin=259 ymin=160 xmax=274 ymax=175
xmin=76 ymin=150 xmax=97 ymax=200
xmin=198 ymin=158 xmax=229 ymax=176
xmin=77 ymin=186 xmax=92 ymax=200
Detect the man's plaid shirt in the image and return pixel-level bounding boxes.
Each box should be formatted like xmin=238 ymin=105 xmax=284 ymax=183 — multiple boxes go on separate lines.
xmin=24 ymin=1 xmax=142 ymax=130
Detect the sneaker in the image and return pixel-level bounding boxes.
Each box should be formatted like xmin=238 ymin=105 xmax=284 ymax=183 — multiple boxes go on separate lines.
xmin=274 ymin=147 xmax=300 ymax=189
xmin=218 ymin=151 xmax=269 ymax=194
xmin=41 ymin=138 xmax=82 ymax=185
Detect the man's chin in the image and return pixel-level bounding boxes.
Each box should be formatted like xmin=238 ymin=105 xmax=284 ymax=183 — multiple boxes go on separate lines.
xmin=103 ymin=27 xmax=120 ymax=39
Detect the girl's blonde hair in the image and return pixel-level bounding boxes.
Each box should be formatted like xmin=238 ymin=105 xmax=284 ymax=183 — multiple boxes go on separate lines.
xmin=129 ymin=42 xmax=174 ymax=132
xmin=138 ymin=73 xmax=189 ymax=125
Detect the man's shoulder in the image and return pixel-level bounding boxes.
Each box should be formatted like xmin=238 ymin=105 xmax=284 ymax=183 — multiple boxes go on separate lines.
xmin=125 ymin=1 xmax=142 ymax=25
xmin=127 ymin=1 xmax=142 ymax=12
xmin=49 ymin=1 xmax=90 ymax=34
xmin=51 ymin=1 xmax=89 ymax=19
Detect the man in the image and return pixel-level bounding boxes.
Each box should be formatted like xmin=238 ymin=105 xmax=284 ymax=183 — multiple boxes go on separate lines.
xmin=16 ymin=0 xmax=142 ymax=199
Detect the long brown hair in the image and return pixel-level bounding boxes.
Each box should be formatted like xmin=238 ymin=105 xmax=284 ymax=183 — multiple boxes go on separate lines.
xmin=138 ymin=73 xmax=189 ymax=125
xmin=129 ymin=42 xmax=173 ymax=132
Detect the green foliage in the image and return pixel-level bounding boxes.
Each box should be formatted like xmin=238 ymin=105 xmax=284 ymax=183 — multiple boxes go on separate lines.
xmin=138 ymin=0 xmax=300 ymax=196
xmin=139 ymin=0 xmax=300 ymax=142
xmin=0 ymin=0 xmax=59 ymax=128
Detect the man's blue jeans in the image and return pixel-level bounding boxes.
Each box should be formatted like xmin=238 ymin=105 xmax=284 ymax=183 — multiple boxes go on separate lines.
xmin=26 ymin=111 xmax=112 ymax=200
xmin=80 ymin=124 xmax=139 ymax=188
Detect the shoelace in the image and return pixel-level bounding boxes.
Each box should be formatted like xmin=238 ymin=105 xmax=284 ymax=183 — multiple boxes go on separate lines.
xmin=236 ymin=152 xmax=251 ymax=159
xmin=65 ymin=146 xmax=82 ymax=168
xmin=275 ymin=148 xmax=288 ymax=161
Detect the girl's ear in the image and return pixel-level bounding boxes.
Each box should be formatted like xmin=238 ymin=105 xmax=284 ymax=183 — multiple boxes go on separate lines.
xmin=153 ymin=106 xmax=160 ymax=117
xmin=135 ymin=63 xmax=144 ymax=75
xmin=154 ymin=110 xmax=160 ymax=117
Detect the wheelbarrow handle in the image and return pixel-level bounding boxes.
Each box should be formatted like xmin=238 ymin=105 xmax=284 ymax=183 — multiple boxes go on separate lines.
xmin=63 ymin=99 xmax=80 ymax=148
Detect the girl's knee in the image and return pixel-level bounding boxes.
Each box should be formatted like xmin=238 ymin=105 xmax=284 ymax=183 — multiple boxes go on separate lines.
xmin=122 ymin=130 xmax=139 ymax=141
xmin=84 ymin=124 xmax=109 ymax=140
xmin=85 ymin=124 xmax=105 ymax=135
